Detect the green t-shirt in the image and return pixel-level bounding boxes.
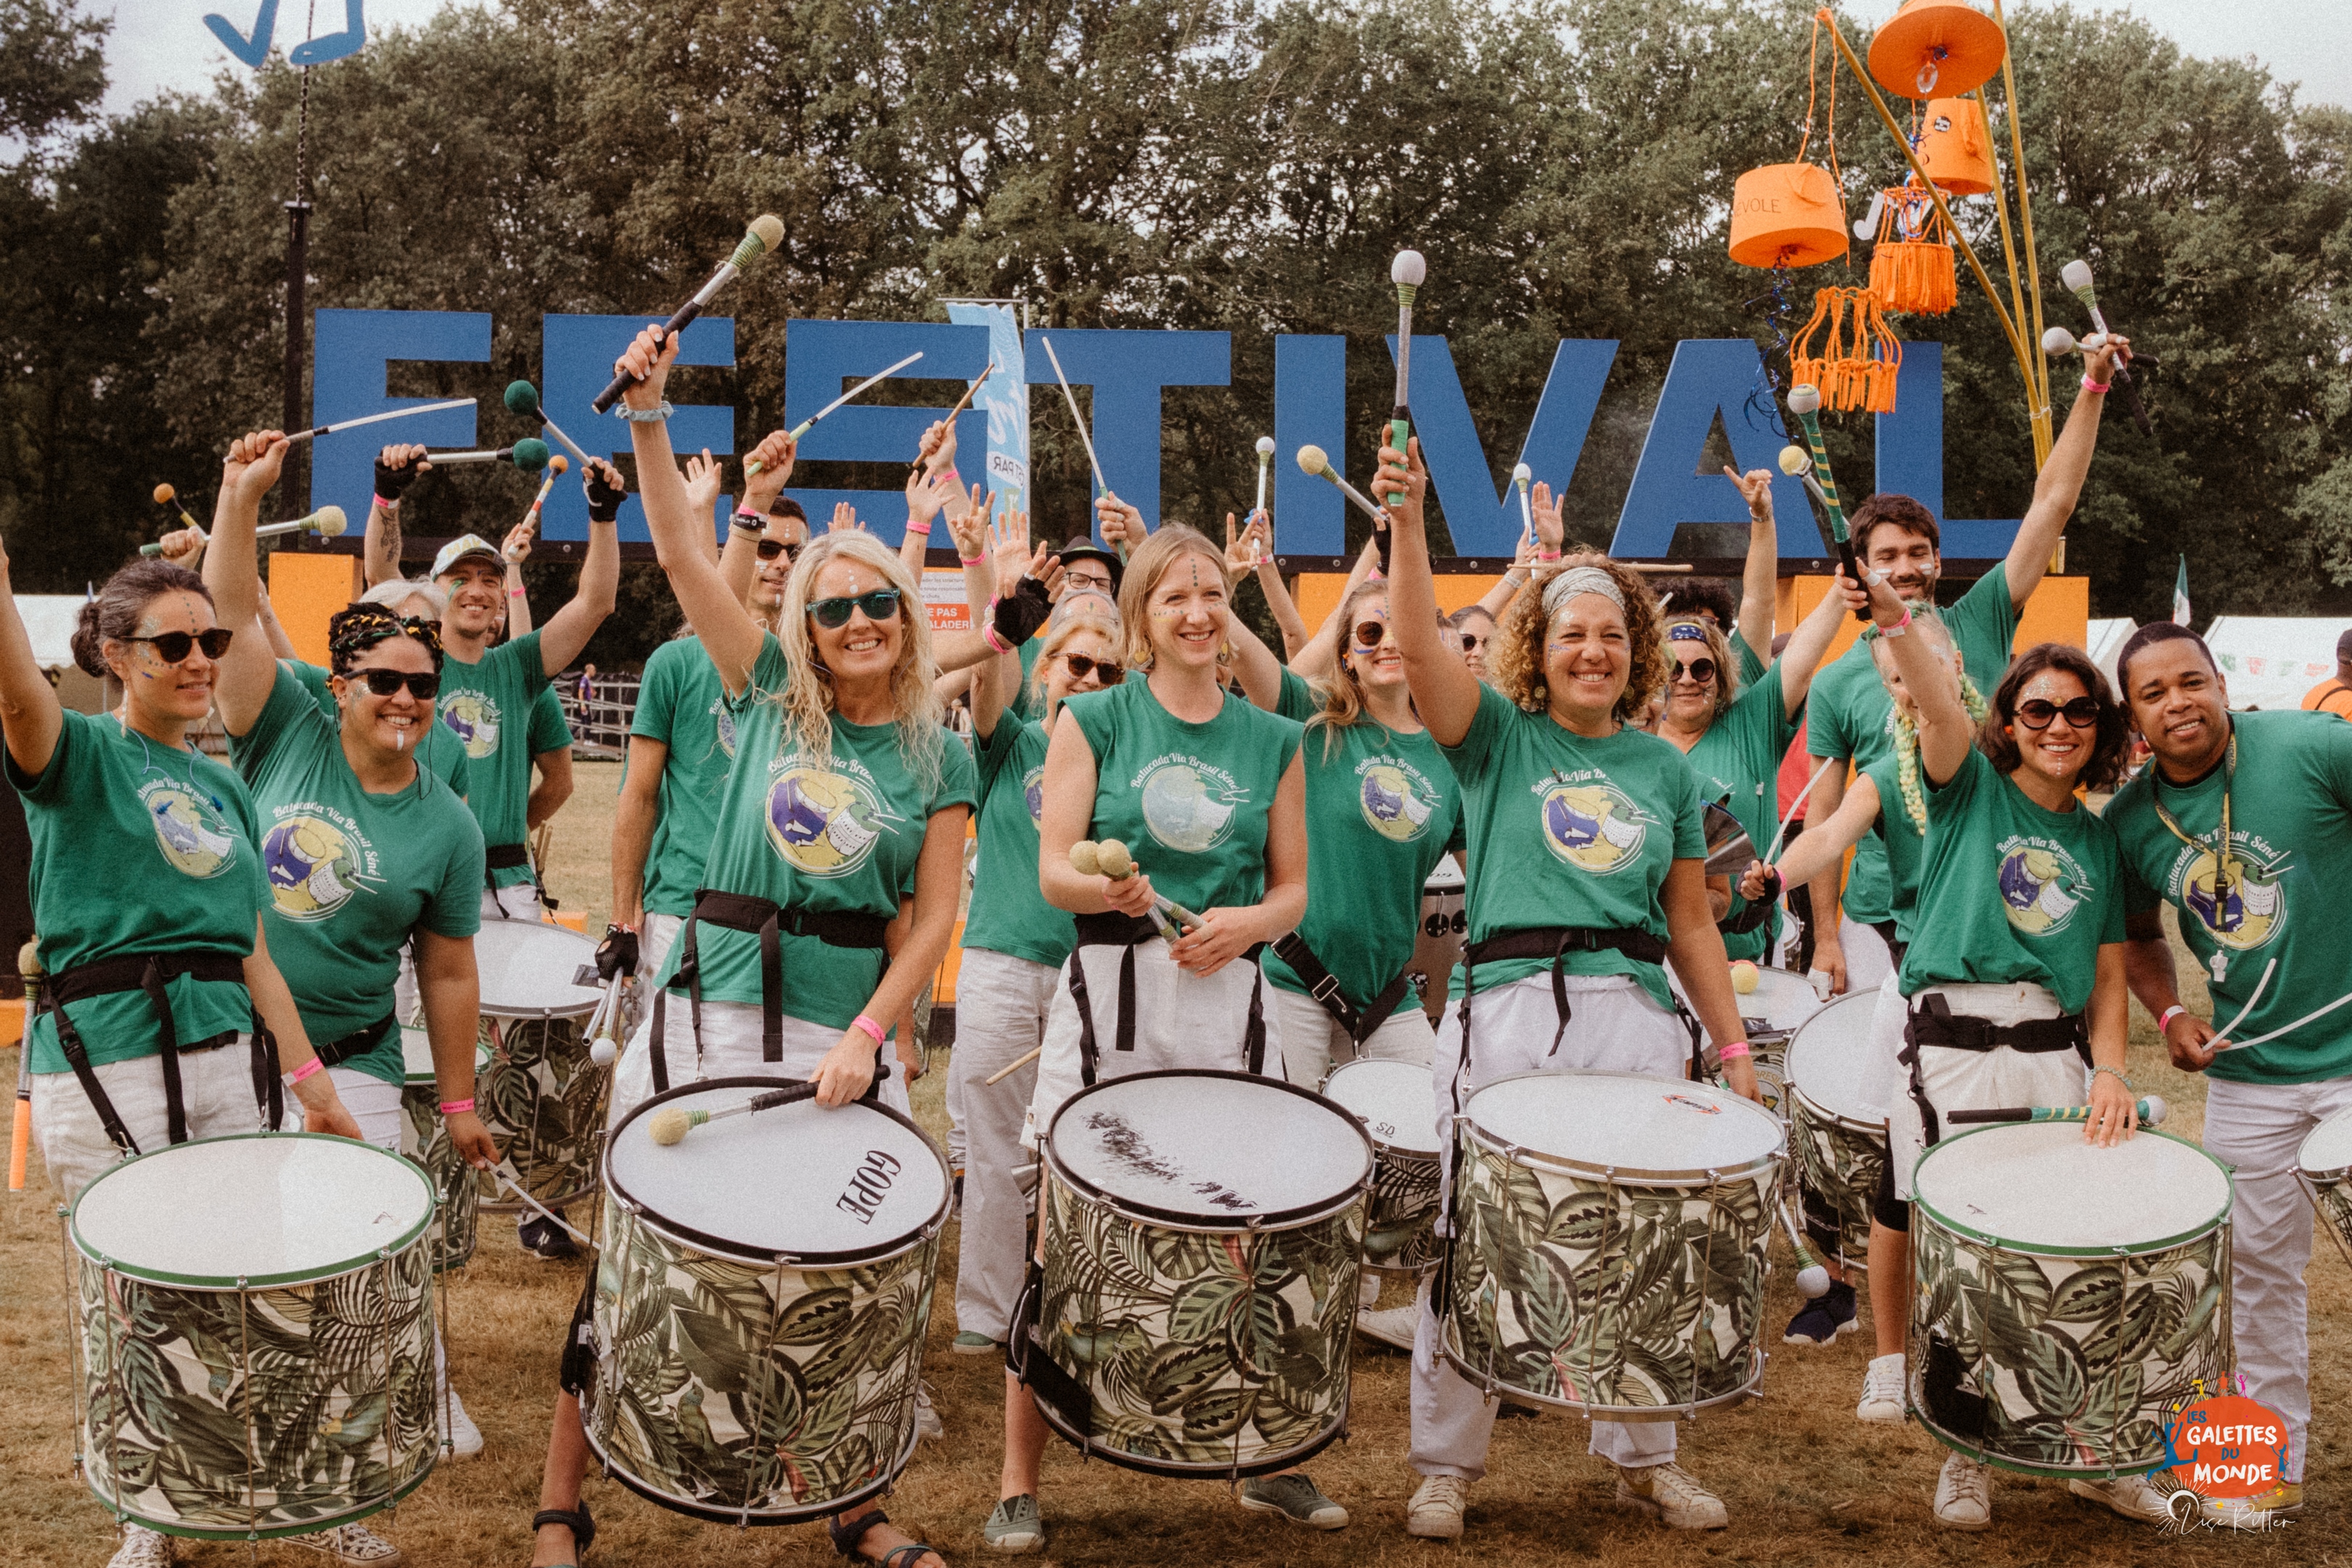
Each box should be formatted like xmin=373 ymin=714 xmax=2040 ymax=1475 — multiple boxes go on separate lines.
xmin=963 ymin=714 xmax=1074 ymax=969
xmin=290 ymin=660 xmax=471 ymax=796
xmin=1736 ymin=634 xmax=1767 ymax=687
xmin=8 ymin=709 xmax=268 ymax=1073
xmin=1680 ymin=662 xmax=1796 ymax=962
xmin=1016 ymin=637 xmax=1046 ymax=720
xmin=2107 ymin=711 xmax=2352 ymax=1085
xmin=648 ymin=634 xmax=979 ymax=1029
xmin=629 ymin=636 xmax=737 ymax=920
xmin=438 ymin=629 xmax=550 ymax=887
xmin=1898 ymin=747 xmax=2124 ymax=1013
xmin=529 ymin=684 xmax=572 ymax=754
xmin=1064 ymin=679 xmax=1304 ymax=918
xmin=1862 ymin=751 xmax=1930 ymax=944
xmin=1443 ymin=684 xmax=1707 ymax=1010
xmin=1262 ymin=669 xmax=1462 ymax=1008
xmin=1806 ymin=568 xmax=2020 ymax=925
xmin=230 ymin=666 xmax=485 ymax=1085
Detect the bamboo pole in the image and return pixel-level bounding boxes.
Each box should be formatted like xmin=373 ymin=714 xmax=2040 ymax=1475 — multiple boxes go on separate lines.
xmin=1975 ymin=91 xmax=2052 ymax=463
xmin=1988 ymin=0 xmax=2053 ymax=462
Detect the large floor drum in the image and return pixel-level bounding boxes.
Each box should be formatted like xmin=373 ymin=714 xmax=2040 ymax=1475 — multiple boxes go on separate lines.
xmin=1782 ymin=991 xmax=1887 ymax=1260
xmin=1027 ymin=1069 xmax=1372 ymax=1477
xmin=1908 ymin=1122 xmax=2234 ymax=1477
xmin=581 ymin=1078 xmax=949 ymax=1524
xmin=1320 ymin=1058 xmax=1442 ymax=1274
xmin=473 ymin=920 xmax=609 ymax=1212
xmin=399 ymin=1025 xmax=491 ymax=1271
xmin=1442 ymin=1071 xmax=1784 ymax=1418
xmin=70 ymin=1135 xmax=439 ymax=1539
xmin=2298 ymin=1103 xmax=2352 ymax=1271
xmin=1675 ymin=963 xmax=1818 ymax=1116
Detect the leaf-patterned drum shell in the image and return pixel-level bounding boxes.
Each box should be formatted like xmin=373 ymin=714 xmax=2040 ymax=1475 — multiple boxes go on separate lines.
xmin=1784 ymin=992 xmax=1890 ymax=1261
xmin=1320 ymin=1058 xmax=1442 ymax=1275
xmin=473 ymin=920 xmax=610 ymax=1214
xmin=1908 ymin=1124 xmax=2234 ymax=1477
xmin=400 ymin=1027 xmax=491 ymax=1271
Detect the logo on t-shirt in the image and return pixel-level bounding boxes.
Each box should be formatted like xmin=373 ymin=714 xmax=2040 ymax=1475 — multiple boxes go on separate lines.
xmin=1359 ymin=758 xmax=1440 ymax=843
xmin=1536 ymin=776 xmax=1648 ymax=873
xmin=2171 ymin=841 xmax=2287 ymax=955
xmin=139 ymin=779 xmax=239 ymax=879
xmin=1023 ymin=764 xmax=1045 ymax=826
xmin=1996 ymin=834 xmax=2093 ymax=935
xmin=1135 ymin=757 xmax=1244 ymax=853
xmin=263 ymin=813 xmax=367 ymax=921
xmin=766 ymin=763 xmax=895 ymax=878
xmin=440 ymin=692 xmax=501 ymax=761
xmin=711 ymin=698 xmax=738 ymax=760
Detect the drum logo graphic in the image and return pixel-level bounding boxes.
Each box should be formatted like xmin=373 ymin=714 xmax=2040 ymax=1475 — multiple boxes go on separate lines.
xmin=1535 ymin=775 xmax=1647 ymax=873
xmin=1024 ymin=764 xmax=1045 ymax=826
xmin=1995 ymin=834 xmax=2091 ymax=935
xmin=440 ymin=691 xmax=501 ymax=761
xmin=766 ymin=764 xmax=895 ymax=877
xmin=2158 ymin=1381 xmax=2293 ymax=1531
xmin=1358 ymin=757 xmax=1440 ymax=843
xmin=2175 ymin=841 xmax=2285 ymax=954
xmin=139 ymin=779 xmax=238 ymax=879
xmin=1135 ymin=756 xmax=1244 ymax=853
xmin=264 ymin=812 xmax=370 ymax=920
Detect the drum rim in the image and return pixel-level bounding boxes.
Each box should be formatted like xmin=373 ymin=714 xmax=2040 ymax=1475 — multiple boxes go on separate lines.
xmin=1460 ymin=1069 xmax=1786 ymax=1183
xmin=2295 ymin=1105 xmax=2352 ymax=1185
xmin=70 ymin=1132 xmax=436 ymax=1289
xmin=1042 ymin=1068 xmax=1374 ymax=1230
xmin=473 ymin=920 xmax=604 ymax=1018
xmin=402 ymin=1036 xmax=494 ymax=1087
xmin=1911 ymin=1126 xmax=2235 ymax=1256
xmin=83 ymin=1455 xmax=436 ymax=1542
xmin=1437 ymin=1336 xmax=1767 ymax=1419
xmin=605 ymin=1076 xmax=951 ymax=1267
xmin=1026 ymin=1376 xmax=1352 ymax=1479
xmin=581 ymin=1403 xmax=918 ymax=1525
xmin=1781 ymin=989 xmax=1886 ymax=1128
xmin=1318 ymin=1058 xmax=1443 ymax=1159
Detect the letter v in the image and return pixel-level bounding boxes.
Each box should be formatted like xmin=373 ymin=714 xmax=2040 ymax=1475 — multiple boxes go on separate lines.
xmin=204 ymin=0 xmax=280 ymax=68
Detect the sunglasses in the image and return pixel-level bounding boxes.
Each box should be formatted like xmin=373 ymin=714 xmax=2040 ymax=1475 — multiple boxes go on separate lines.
xmin=1352 ymin=619 xmax=1395 ymax=650
xmin=2014 ymin=695 xmax=2102 ymax=730
xmin=127 ymin=629 xmax=234 ymax=663
xmin=1063 ymin=653 xmax=1124 ymax=683
xmin=808 ymin=588 xmax=903 ymax=629
xmin=755 ymin=539 xmax=801 ymax=561
xmin=1670 ymin=657 xmax=1718 ymax=685
xmin=351 ymin=668 xmax=442 ymax=700
xmin=1458 ymin=632 xmax=1485 ymax=652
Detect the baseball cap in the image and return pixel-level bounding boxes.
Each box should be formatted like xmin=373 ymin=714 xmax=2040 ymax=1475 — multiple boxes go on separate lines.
xmin=430 ymin=534 xmax=504 ymax=580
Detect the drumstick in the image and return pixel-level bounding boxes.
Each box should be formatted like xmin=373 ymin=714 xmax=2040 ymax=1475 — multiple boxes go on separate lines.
xmin=906 ymin=363 xmax=995 ymax=477
xmin=1948 ymin=1096 xmax=2168 ymax=1127
xmin=279 ymin=398 xmax=477 ymax=446
xmin=985 ymin=1046 xmax=1043 ymax=1087
xmin=9 ymin=940 xmax=36 ymax=1192
xmin=586 ymin=973 xmax=626 ymax=1068
xmin=2208 ymin=957 xmax=2277 ymax=1046
xmin=1039 ymin=335 xmax=1108 ymax=499
xmin=1776 ymin=1201 xmax=1831 ymax=1299
xmin=649 ymin=1080 xmax=822 ymax=1145
xmin=486 ymin=1165 xmax=592 ymax=1247
xmin=2213 ymin=984 xmax=2352 ymax=1054
xmin=1763 ymin=757 xmax=1837 ymax=867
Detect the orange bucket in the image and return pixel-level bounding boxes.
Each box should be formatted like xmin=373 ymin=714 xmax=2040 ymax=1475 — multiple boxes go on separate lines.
xmin=1868 ymin=187 xmax=1958 ymax=315
xmin=1728 ymin=163 xmax=1848 ymax=269
xmin=1868 ymin=0 xmax=2006 ymax=100
xmin=1916 ymin=97 xmax=1996 ymax=195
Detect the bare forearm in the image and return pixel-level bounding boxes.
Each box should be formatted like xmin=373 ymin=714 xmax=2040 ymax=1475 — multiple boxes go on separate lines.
xmin=1738 ymin=510 xmax=1776 ymax=666
xmin=2004 ymin=383 xmax=2107 ymax=605
xmin=612 ymin=791 xmax=657 ymax=927
xmin=1256 ymin=563 xmax=1309 ymax=658
xmin=2123 ymin=934 xmax=2185 ymax=1018
xmin=364 ymin=501 xmax=402 ymax=587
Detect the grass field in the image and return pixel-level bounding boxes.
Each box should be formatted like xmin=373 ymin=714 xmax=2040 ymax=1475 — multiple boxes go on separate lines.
xmin=2 ymin=761 xmax=2344 ymax=1567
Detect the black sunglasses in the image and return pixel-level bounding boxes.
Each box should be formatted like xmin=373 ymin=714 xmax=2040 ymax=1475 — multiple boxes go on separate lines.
xmin=756 ymin=539 xmax=801 ymax=561
xmin=352 ymin=668 xmax=441 ymax=700
xmin=1063 ymin=652 xmax=1124 ymax=684
xmin=808 ymin=588 xmax=903 ymax=629
xmin=1671 ymin=657 xmax=1718 ymax=685
xmin=1457 ymin=631 xmax=1485 ymax=651
xmin=127 ymin=629 xmax=234 ymax=663
xmin=2015 ymin=695 xmax=2102 ymax=730
xmin=1352 ymin=619 xmax=1394 ymax=649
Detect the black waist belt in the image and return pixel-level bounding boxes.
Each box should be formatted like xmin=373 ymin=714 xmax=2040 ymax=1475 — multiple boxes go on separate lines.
xmin=1064 ymin=912 xmax=1267 ymax=1085
xmin=1449 ymin=925 xmax=1679 ymax=1119
xmin=1271 ymin=932 xmax=1413 ymax=1045
xmin=314 ymin=1014 xmax=398 ymax=1070
xmin=483 ymin=843 xmax=531 ymax=871
xmin=41 ymin=952 xmax=277 ymax=1153
xmin=1900 ymin=992 xmax=2089 ymax=1146
xmin=649 ymin=890 xmax=892 ymax=1094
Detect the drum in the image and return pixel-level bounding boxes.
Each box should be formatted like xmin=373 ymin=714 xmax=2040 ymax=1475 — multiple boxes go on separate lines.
xmin=1021 ymin=1069 xmax=1372 ymax=1476
xmin=1908 ymin=1124 xmax=2234 ymax=1477
xmin=1782 ymin=992 xmax=1888 ymax=1261
xmin=1675 ymin=963 xmax=1819 ymax=1116
xmin=2298 ymin=1104 xmax=2352 ymax=1270
xmin=70 ymin=1135 xmax=438 ymax=1539
xmin=581 ymin=1078 xmax=950 ymax=1524
xmin=1321 ymin=1058 xmax=1442 ymax=1274
xmin=399 ymin=1026 xmax=494 ymax=1270
xmin=474 ymin=920 xmax=609 ymax=1213
xmin=1411 ymin=855 xmax=1466 ymax=1024
xmin=1442 ymin=1071 xmax=1783 ymax=1417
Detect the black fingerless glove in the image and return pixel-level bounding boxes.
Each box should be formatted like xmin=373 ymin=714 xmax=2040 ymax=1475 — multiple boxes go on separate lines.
xmin=586 ymin=466 xmax=626 ymax=523
xmin=992 ymin=573 xmax=1054 ymax=647
xmin=1722 ymin=867 xmax=1781 ymax=936
xmin=595 ymin=925 xmax=639 ymax=979
xmin=373 ymin=452 xmax=421 ymax=500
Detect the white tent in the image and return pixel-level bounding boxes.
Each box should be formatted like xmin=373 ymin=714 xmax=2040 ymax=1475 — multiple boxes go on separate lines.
xmin=2200 ymin=616 xmax=2352 ymax=711
xmin=15 ymin=595 xmax=87 ymax=669
xmin=2086 ymin=618 xmax=2132 ymax=695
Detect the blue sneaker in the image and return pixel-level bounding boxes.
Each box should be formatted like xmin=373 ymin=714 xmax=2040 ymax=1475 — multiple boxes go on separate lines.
xmin=1783 ymin=1279 xmax=1858 ymax=1344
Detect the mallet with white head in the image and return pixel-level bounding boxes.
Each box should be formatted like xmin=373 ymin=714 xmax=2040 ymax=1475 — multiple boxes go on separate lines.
xmin=1511 ymin=462 xmax=1534 ymax=538
xmin=142 ymin=504 xmax=346 ymax=556
xmin=2059 ymin=258 xmax=2151 ymax=436
xmin=592 ymin=214 xmax=785 ymax=413
xmin=503 ymin=381 xmax=595 ymax=468
xmin=1784 ymin=384 xmax=1865 ymax=617
xmin=1254 ymin=436 xmax=1275 ymax=515
xmin=1071 ymin=838 xmax=1199 ymax=941
xmin=648 ymin=1079 xmax=820 ymax=1146
xmin=1387 ymin=250 xmax=1426 ymax=511
xmin=1294 ymin=445 xmax=1386 ymax=526
xmin=1777 ymin=1201 xmax=1832 ymax=1299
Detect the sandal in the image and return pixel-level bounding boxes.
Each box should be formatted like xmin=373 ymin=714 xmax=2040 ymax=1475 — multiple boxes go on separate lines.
xmin=828 ymin=1511 xmax=943 ymax=1568
xmin=531 ymin=1503 xmax=595 ymax=1566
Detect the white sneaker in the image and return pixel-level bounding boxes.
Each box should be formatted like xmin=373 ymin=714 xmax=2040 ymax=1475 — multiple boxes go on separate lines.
xmin=441 ymin=1386 xmax=483 ymax=1458
xmin=1355 ymin=1303 xmax=1419 ymax=1351
xmin=915 ymin=1381 xmax=944 ymax=1442
xmin=1614 ymin=1461 xmax=1728 ymax=1529
xmin=2067 ymin=1471 xmax=2176 ymax=1526
xmin=1406 ymin=1474 xmax=1468 ymax=1540
xmin=290 ymin=1524 xmax=402 ymax=1564
xmin=106 ymin=1527 xmax=174 ymax=1568
xmin=1855 ymin=1353 xmax=1906 ymax=1424
xmin=1934 ymin=1451 xmax=1992 ymax=1531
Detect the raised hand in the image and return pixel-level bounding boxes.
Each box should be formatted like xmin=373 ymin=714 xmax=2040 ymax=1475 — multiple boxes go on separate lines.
xmin=222 ymin=430 xmax=291 ymax=511
xmin=1095 ymin=491 xmax=1146 ymax=552
xmin=1221 ymin=512 xmax=1258 ymax=579
xmin=829 ymin=502 xmax=863 ymax=534
xmin=683 ymin=449 xmax=724 ymax=520
xmin=1723 ymin=465 xmax=1773 ymax=523
xmin=1530 ymin=480 xmax=1564 ymax=554
xmin=501 ymin=520 xmax=535 ymax=565
xmin=156 ymin=528 xmax=208 ymax=569
xmin=2082 ymin=332 xmax=2133 ymax=386
xmin=942 ymin=487 xmax=990 ymax=565
xmin=743 ymin=430 xmax=796 ymax=505
xmin=613 ymin=324 xmax=680 ymax=409
xmin=918 ymin=417 xmax=958 ymax=475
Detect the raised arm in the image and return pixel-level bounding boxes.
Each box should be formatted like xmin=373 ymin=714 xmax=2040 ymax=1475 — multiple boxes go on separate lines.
xmin=1220 ymin=513 xmax=1284 ymax=709
xmin=1378 ymin=436 xmax=1480 ymax=746
xmin=1753 ymin=772 xmax=1883 ymax=897
xmin=0 ymin=531 xmax=62 ymax=778
xmin=204 ymin=430 xmax=295 ymax=735
xmin=722 ymin=430 xmax=795 ymax=605
xmin=949 ymin=495 xmax=1016 ymax=740
xmin=2001 ymin=335 xmax=2129 ymax=608
xmin=1727 ymin=465 xmax=1777 ymax=667
xmin=501 ymin=523 xmax=534 ymax=636
xmin=1250 ymin=513 xmax=1309 ymax=658
xmin=1294 ymin=533 xmax=1381 ymax=683
xmin=363 ymin=444 xmax=429 ymax=587
xmin=1771 ymin=568 xmax=1854 ymax=716
xmin=1861 ymin=571 xmax=1972 ymax=785
xmin=534 ymin=457 xmax=623 ymax=676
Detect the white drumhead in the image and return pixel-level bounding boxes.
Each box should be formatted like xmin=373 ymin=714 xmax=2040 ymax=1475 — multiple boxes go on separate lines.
xmin=2299 ymin=1103 xmax=2352 ymax=1179
xmin=1463 ymin=1071 xmax=1783 ymax=1176
xmin=74 ymin=1135 xmax=433 ymax=1286
xmin=1915 ymin=1124 xmax=2232 ymax=1251
xmin=1422 ymin=854 xmax=1463 ymax=894
xmin=402 ymin=1026 xmax=492 ymax=1085
xmin=608 ymin=1087 xmax=945 ymax=1259
xmin=474 ymin=920 xmax=603 ymax=1017
xmin=1051 ymin=1072 xmax=1371 ymax=1220
xmin=1672 ymin=963 xmax=1820 ymax=1042
xmin=1784 ymin=990 xmax=1887 ymax=1124
xmin=1322 ymin=1059 xmax=1440 ymax=1154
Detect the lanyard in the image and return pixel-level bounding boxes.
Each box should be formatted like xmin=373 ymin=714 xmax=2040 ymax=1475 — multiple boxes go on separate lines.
xmin=2150 ymin=732 xmax=2238 ymax=976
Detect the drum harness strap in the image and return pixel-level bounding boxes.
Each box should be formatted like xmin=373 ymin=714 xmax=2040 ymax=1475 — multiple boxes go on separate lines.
xmin=41 ymin=952 xmax=281 ymax=1154
xmin=313 ymin=1014 xmax=397 ymax=1070
xmin=1066 ymin=911 xmax=1266 ymax=1087
xmin=1270 ymin=932 xmax=1416 ymax=1046
xmin=1449 ymin=926 xmax=1673 ymax=1111
xmin=483 ymin=842 xmax=560 ymax=915
xmin=1898 ymin=992 xmax=2089 ymax=1146
xmin=648 ymin=889 xmax=890 ymax=1094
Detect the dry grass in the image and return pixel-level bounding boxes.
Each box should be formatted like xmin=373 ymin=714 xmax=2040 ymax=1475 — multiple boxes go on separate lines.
xmin=2 ymin=764 xmax=2345 ymax=1566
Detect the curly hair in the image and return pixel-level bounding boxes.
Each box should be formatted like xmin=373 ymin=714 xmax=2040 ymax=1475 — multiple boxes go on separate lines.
xmin=773 ymin=530 xmax=945 ymax=790
xmin=1661 ymin=616 xmax=1738 ymax=724
xmin=327 ymin=603 xmax=444 ymax=674
xmin=1115 ymin=524 xmax=1229 ymax=673
xmin=1489 ymin=554 xmax=1667 ymax=724
xmin=1978 ymin=642 xmax=2131 ymax=793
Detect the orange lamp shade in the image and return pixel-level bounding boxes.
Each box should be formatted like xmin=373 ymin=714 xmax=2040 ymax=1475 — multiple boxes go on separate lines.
xmin=1868 ymin=0 xmax=2006 ymax=100
xmin=1916 ymin=97 xmax=1996 ymax=195
xmin=1728 ymin=163 xmax=1849 ymax=269
xmin=1868 ymin=187 xmax=1959 ymax=315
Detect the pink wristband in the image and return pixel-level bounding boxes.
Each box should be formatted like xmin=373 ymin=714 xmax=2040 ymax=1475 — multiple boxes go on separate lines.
xmin=1537 ymin=547 xmax=1561 ymax=562
xmin=1718 ymin=1041 xmax=1753 ymax=1062
xmin=852 ymin=1014 xmax=886 ymax=1045
xmin=438 ymin=1098 xmax=475 ymax=1116
xmin=960 ymin=552 xmax=987 ymax=565
xmin=2157 ymin=1005 xmax=2188 ymax=1034
xmin=286 ymin=1056 xmax=324 ymax=1085
xmin=372 ymin=495 xmax=401 ymax=512
xmin=983 ymin=624 xmax=1013 ymax=654
xmin=2081 ymin=375 xmax=2112 ymax=393
xmin=904 ymin=520 xmax=931 ymax=537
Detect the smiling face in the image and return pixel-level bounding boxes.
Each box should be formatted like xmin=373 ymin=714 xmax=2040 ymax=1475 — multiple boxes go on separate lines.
xmin=1046 ymin=625 xmax=1119 ymax=709
xmin=750 ymin=515 xmax=803 ymax=616
xmin=1862 ymin=523 xmax=1940 ymax=605
xmin=1060 ymin=555 xmax=1116 ymax=601
xmin=1662 ymin=633 xmax=1718 ymax=729
xmin=2005 ymin=666 xmax=2096 ymax=790
xmin=1143 ymin=547 xmax=1229 ymax=672
xmin=436 ymin=558 xmax=505 ymax=641
xmin=108 ymin=590 xmax=221 ymax=726
xmin=1344 ymin=589 xmax=1409 ymax=694
xmin=332 ymin=634 xmax=437 ymax=758
xmin=2123 ymin=637 xmax=2229 ymax=775
xmin=1543 ymin=594 xmax=1632 ymax=724
xmin=1454 ymin=608 xmax=1495 ymax=679
xmin=806 ymin=556 xmax=902 ymax=685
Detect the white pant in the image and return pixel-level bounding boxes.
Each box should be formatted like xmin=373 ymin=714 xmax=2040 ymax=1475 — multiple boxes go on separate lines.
xmin=2201 ymin=1072 xmax=2352 ymax=1482
xmin=481 ymin=881 xmax=544 ymax=922
xmin=327 ymin=1067 xmax=406 ymax=1151
xmin=1831 ymin=915 xmax=1896 ymax=993
xmin=1410 ymin=973 xmax=1686 ymax=1478
xmin=31 ymin=1042 xmax=264 ymax=1203
xmin=946 ymin=949 xmax=1058 ymax=1342
xmin=1270 ymin=984 xmax=1437 ymax=1088
xmin=1854 ymin=970 xmax=1908 ymax=1127
xmin=640 ymin=912 xmax=683 ymax=981
xmin=1890 ymin=982 xmax=2083 ymax=1201
xmin=610 ymin=991 xmax=911 ymax=1130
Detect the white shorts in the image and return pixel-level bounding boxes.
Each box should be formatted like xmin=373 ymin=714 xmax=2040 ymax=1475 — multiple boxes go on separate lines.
xmin=610 ymin=992 xmax=912 ymax=1130
xmin=31 ymin=1040 xmax=266 ymax=1204
xmin=1270 ymin=984 xmax=1435 ymax=1088
xmin=326 ymin=1067 xmax=405 ymax=1152
xmin=481 ymin=881 xmax=544 ymax=922
xmin=640 ymin=912 xmax=684 ymax=980
xmin=1890 ymin=981 xmax=2085 ymax=1200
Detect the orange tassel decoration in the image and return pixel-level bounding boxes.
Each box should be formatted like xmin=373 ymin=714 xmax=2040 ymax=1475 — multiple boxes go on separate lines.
xmin=1789 ymin=287 xmax=1904 ymax=414
xmin=1869 ymin=184 xmax=1959 ymax=315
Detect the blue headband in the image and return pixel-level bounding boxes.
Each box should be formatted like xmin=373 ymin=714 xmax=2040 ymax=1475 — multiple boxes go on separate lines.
xmin=1667 ymin=624 xmax=1709 ymax=642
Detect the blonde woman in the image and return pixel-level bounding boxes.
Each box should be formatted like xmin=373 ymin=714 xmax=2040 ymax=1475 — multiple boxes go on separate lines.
xmin=1379 ymin=436 xmax=1757 ymax=1540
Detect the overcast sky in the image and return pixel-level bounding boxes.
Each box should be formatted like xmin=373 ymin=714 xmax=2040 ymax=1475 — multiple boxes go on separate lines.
xmin=99 ymin=0 xmax=2349 ymax=115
